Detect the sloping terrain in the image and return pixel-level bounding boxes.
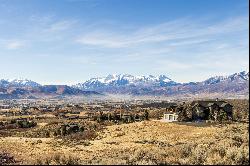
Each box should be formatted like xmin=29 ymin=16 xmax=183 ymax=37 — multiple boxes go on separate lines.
xmin=0 ymin=121 xmax=248 ymax=165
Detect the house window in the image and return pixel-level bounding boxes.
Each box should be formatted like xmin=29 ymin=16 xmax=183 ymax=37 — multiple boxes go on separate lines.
xmin=169 ymin=115 xmax=173 ymax=120
xmin=164 ymin=115 xmax=168 ymax=119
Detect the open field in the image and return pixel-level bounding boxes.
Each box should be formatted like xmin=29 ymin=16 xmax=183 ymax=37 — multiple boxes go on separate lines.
xmin=0 ymin=120 xmax=248 ymax=165
xmin=0 ymin=99 xmax=248 ymax=165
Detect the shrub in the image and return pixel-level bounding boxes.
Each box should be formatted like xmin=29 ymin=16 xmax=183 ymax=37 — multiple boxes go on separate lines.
xmin=0 ymin=152 xmax=16 ymax=165
xmin=34 ymin=153 xmax=81 ymax=165
xmin=17 ymin=120 xmax=37 ymax=128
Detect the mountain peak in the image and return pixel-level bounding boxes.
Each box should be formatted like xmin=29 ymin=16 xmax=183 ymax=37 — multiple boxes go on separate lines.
xmin=203 ymin=70 xmax=249 ymax=85
xmin=0 ymin=79 xmax=41 ymax=87
xmin=73 ymin=74 xmax=177 ymax=90
xmin=0 ymin=71 xmax=249 ymax=98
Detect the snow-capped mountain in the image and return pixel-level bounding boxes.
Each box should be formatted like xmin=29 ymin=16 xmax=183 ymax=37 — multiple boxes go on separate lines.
xmin=0 ymin=79 xmax=10 ymax=88
xmin=0 ymin=79 xmax=41 ymax=88
xmin=0 ymin=80 xmax=101 ymax=99
xmin=0 ymin=71 xmax=248 ymax=99
xmin=202 ymin=71 xmax=249 ymax=85
xmin=72 ymin=71 xmax=249 ymax=96
xmin=9 ymin=79 xmax=41 ymax=87
xmin=73 ymin=74 xmax=179 ymax=90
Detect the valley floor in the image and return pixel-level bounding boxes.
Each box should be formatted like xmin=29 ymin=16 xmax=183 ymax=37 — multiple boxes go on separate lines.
xmin=0 ymin=121 xmax=249 ymax=165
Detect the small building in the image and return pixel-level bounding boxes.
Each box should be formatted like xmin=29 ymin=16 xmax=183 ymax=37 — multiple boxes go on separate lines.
xmin=163 ymin=113 xmax=178 ymax=122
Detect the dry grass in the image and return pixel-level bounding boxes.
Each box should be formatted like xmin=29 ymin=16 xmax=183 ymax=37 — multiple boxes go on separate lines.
xmin=34 ymin=153 xmax=81 ymax=165
xmin=0 ymin=121 xmax=248 ymax=165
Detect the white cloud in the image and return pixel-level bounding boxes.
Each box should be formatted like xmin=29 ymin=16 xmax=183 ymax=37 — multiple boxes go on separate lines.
xmin=5 ymin=40 xmax=25 ymax=50
xmin=45 ymin=20 xmax=77 ymax=32
xmin=76 ymin=16 xmax=249 ymax=48
xmin=76 ymin=32 xmax=125 ymax=48
xmin=13 ymin=16 xmax=79 ymax=43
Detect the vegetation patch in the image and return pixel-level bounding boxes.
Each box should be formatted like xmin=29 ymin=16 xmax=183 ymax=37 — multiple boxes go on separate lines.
xmin=0 ymin=152 xmax=16 ymax=165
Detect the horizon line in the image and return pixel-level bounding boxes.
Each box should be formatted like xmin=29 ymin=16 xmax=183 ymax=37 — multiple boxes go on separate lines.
xmin=1 ymin=70 xmax=248 ymax=86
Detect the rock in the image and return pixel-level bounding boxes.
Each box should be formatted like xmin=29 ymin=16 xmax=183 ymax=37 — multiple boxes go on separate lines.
xmin=37 ymin=140 xmax=42 ymax=144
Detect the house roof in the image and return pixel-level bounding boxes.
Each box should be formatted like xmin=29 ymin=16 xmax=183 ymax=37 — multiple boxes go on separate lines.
xmin=190 ymin=100 xmax=232 ymax=108
xmin=220 ymin=103 xmax=233 ymax=107
xmin=164 ymin=112 xmax=178 ymax=115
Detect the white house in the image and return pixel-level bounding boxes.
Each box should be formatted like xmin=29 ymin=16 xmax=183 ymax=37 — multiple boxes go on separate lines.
xmin=163 ymin=113 xmax=178 ymax=122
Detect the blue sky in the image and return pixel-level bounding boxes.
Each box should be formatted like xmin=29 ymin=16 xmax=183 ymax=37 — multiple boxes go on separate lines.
xmin=0 ymin=0 xmax=249 ymax=85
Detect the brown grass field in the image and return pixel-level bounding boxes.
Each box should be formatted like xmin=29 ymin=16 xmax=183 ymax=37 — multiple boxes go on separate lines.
xmin=0 ymin=120 xmax=248 ymax=165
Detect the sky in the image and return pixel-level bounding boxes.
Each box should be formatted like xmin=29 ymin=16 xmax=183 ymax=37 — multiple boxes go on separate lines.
xmin=0 ymin=0 xmax=249 ymax=85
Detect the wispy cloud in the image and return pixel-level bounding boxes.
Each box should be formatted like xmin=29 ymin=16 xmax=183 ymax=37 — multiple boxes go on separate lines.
xmin=76 ymin=31 xmax=122 ymax=48
xmin=45 ymin=20 xmax=77 ymax=32
xmin=76 ymin=16 xmax=249 ymax=48
xmin=6 ymin=41 xmax=24 ymax=49
xmin=0 ymin=16 xmax=77 ymax=50
xmin=0 ymin=40 xmax=26 ymax=50
xmin=0 ymin=0 xmax=248 ymax=84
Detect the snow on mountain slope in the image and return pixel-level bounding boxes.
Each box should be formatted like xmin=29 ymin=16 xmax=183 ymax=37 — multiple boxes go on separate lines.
xmin=0 ymin=79 xmax=10 ymax=88
xmin=0 ymin=79 xmax=41 ymax=88
xmin=10 ymin=79 xmax=41 ymax=87
xmin=202 ymin=71 xmax=249 ymax=85
xmin=0 ymin=71 xmax=248 ymax=98
xmin=73 ymin=74 xmax=178 ymax=90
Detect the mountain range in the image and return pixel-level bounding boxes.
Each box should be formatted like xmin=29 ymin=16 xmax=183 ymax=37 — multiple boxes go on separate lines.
xmin=0 ymin=80 xmax=101 ymax=99
xmin=73 ymin=74 xmax=179 ymax=90
xmin=0 ymin=71 xmax=249 ymax=99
